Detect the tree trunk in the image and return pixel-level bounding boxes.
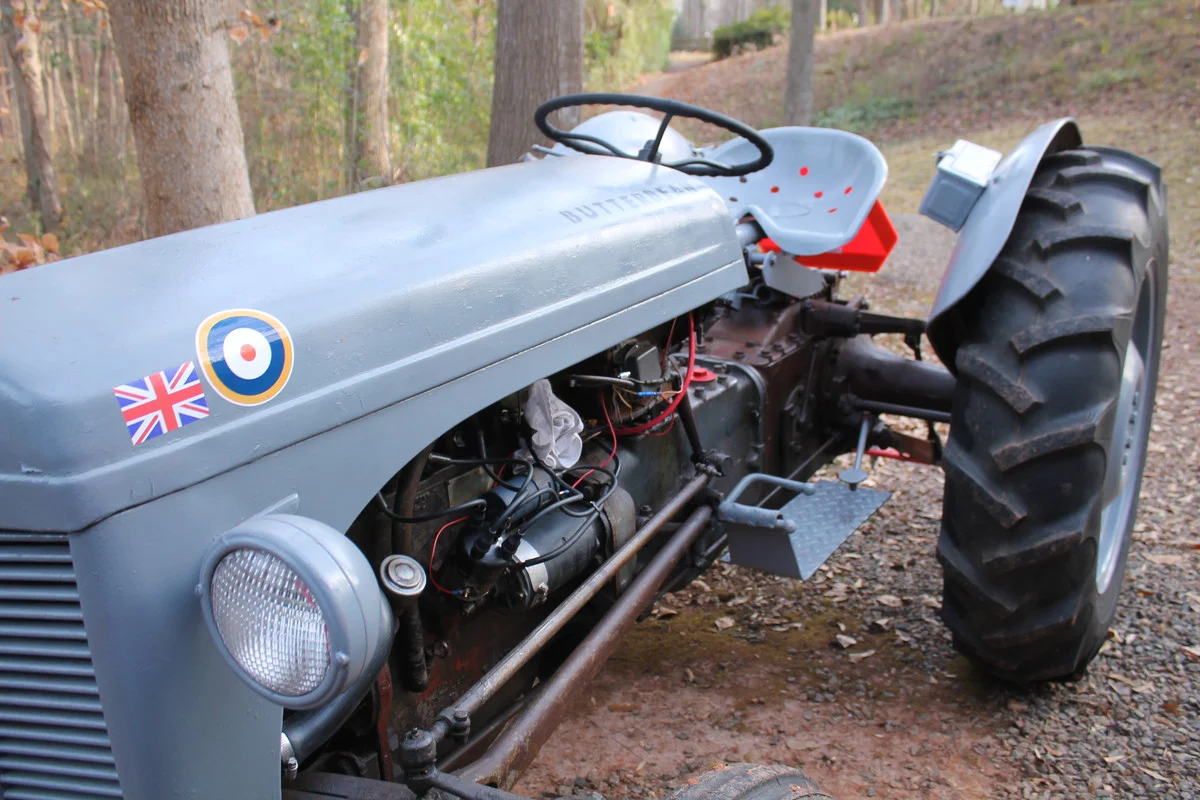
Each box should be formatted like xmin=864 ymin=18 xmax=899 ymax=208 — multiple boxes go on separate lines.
xmin=2 ymin=0 xmax=63 ymax=230
xmin=486 ymin=0 xmax=583 ymax=167
xmin=0 ymin=50 xmax=10 ymax=140
xmin=62 ymin=3 xmax=84 ymax=148
xmin=86 ymin=21 xmax=101 ymax=164
xmin=857 ymin=0 xmax=869 ymax=25
xmin=109 ymin=0 xmax=254 ymax=237
xmin=784 ymin=0 xmax=818 ymax=127
xmin=51 ymin=55 xmax=77 ymax=156
xmin=819 ymin=0 xmax=827 ymax=32
xmin=351 ymin=0 xmax=391 ymax=188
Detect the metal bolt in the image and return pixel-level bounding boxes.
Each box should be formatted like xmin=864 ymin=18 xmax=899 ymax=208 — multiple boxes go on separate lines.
xmin=733 ymin=350 xmax=745 ymax=360
xmin=759 ymin=349 xmax=772 ymax=358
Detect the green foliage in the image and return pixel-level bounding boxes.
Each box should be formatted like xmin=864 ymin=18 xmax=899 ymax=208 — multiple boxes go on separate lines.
xmin=584 ymin=0 xmax=676 ymax=90
xmin=392 ymin=0 xmax=496 ymax=181
xmin=815 ymin=95 xmax=916 ymax=133
xmin=712 ymin=6 xmax=790 ymax=60
xmin=1078 ymin=67 xmax=1141 ymax=94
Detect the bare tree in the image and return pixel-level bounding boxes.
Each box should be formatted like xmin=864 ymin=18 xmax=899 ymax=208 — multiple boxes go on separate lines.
xmin=784 ymin=0 xmax=819 ymax=127
xmin=350 ymin=0 xmax=391 ymax=188
xmin=857 ymin=0 xmax=870 ymax=25
xmin=486 ymin=0 xmax=583 ymax=167
xmin=109 ymin=0 xmax=254 ymax=238
xmin=2 ymin=0 xmax=63 ymax=230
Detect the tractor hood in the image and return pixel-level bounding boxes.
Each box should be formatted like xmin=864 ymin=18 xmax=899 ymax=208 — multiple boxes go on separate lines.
xmin=0 ymin=156 xmax=744 ymax=532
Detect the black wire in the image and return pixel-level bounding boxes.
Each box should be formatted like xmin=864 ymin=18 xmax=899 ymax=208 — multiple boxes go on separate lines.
xmin=515 ymin=511 xmax=601 ymax=568
xmin=476 ymin=431 xmax=525 ymax=491
xmin=374 ymin=493 xmax=487 ymax=523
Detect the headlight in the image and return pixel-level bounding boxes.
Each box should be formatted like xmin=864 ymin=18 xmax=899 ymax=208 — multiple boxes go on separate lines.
xmin=199 ymin=514 xmax=392 ymax=710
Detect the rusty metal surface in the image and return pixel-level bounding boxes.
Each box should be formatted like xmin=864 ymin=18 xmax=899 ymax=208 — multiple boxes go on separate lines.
xmin=702 ymin=302 xmax=841 ymax=480
xmin=455 ymin=503 xmax=716 ymax=789
xmin=439 ymin=474 xmax=711 ymax=728
xmin=375 ymin=665 xmax=395 ymax=781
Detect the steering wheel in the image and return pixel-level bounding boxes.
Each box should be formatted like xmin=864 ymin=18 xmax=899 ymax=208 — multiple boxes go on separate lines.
xmin=534 ymin=93 xmax=774 ymax=178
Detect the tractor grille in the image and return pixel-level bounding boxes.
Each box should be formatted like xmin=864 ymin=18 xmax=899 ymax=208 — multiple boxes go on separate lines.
xmin=0 ymin=534 xmax=122 ymax=799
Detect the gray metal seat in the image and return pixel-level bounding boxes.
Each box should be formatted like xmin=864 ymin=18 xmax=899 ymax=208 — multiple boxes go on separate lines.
xmin=700 ymin=127 xmax=889 ymax=256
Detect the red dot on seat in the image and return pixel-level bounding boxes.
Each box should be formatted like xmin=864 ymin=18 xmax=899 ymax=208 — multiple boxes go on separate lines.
xmin=770 ymin=186 xmax=780 ymax=193
xmin=845 ymin=186 xmax=853 ymax=194
xmin=814 ymin=191 xmax=823 ymax=198
xmin=828 ymin=208 xmax=838 ymax=213
xmin=240 ymin=344 xmax=257 ymax=361
xmin=799 ymin=167 xmax=809 ymax=176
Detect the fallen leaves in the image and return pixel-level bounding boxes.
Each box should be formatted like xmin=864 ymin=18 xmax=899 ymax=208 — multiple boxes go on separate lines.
xmin=1179 ymin=644 xmax=1200 ymax=661
xmin=876 ymin=594 xmax=903 ymax=608
xmin=0 ymin=220 xmax=61 ymax=275
xmin=713 ymin=616 xmax=735 ymax=631
xmin=834 ymin=634 xmax=857 ymax=649
xmin=848 ymin=649 xmax=876 ymax=662
xmin=606 ymin=702 xmax=640 ymax=713
xmin=1144 ymin=553 xmax=1186 ymax=566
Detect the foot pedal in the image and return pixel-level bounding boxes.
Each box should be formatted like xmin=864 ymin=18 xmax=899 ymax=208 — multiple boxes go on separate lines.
xmin=723 ymin=480 xmax=889 ymax=579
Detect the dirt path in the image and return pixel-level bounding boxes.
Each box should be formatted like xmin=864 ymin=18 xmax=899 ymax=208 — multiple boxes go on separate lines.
xmin=632 ymin=51 xmax=712 ymax=98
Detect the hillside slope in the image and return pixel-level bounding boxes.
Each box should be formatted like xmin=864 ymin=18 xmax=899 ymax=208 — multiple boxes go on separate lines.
xmin=644 ymin=0 xmax=1198 ymax=139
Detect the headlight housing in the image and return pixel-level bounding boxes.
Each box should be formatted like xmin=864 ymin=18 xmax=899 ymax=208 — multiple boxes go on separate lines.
xmin=198 ymin=514 xmax=391 ymax=710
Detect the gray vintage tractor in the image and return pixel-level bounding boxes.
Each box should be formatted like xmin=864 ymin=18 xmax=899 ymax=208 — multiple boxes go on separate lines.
xmin=0 ymin=94 xmax=1166 ymax=800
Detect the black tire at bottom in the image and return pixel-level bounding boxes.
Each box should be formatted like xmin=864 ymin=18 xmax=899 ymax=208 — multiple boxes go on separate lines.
xmin=665 ymin=764 xmax=832 ymax=800
xmin=937 ymin=145 xmax=1168 ymax=683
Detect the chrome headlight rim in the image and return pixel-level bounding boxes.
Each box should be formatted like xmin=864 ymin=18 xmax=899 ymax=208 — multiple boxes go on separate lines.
xmin=198 ymin=515 xmax=372 ymax=710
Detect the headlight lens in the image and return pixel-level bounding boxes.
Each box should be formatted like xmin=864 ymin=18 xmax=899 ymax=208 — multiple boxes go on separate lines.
xmin=210 ymin=548 xmax=331 ymax=697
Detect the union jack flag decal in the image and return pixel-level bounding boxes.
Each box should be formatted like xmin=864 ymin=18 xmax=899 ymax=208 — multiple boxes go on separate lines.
xmin=113 ymin=361 xmax=210 ymax=446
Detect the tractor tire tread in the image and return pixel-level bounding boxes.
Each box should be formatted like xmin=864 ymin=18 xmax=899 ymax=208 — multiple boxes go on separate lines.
xmin=665 ymin=764 xmax=832 ymax=800
xmin=990 ymin=416 xmax=1104 ymax=472
xmin=992 ymin=257 xmax=1062 ymax=301
xmin=1033 ymin=224 xmax=1138 ymax=257
xmin=942 ymin=444 xmax=1027 ymax=529
xmin=980 ymin=522 xmax=1085 ymax=572
xmin=1009 ymin=313 xmax=1124 ymax=356
xmin=1022 ymin=187 xmax=1083 ymax=217
xmin=955 ymin=345 xmax=1041 ymax=414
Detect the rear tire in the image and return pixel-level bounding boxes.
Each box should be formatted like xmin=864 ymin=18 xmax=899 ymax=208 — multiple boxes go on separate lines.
xmin=666 ymin=764 xmax=832 ymax=800
xmin=937 ymin=146 xmax=1168 ymax=683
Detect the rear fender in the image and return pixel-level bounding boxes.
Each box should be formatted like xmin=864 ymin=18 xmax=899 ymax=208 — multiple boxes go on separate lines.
xmin=925 ymin=118 xmax=1082 ymax=369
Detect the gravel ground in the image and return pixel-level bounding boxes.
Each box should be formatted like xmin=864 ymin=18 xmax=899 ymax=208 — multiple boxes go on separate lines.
xmin=515 ymin=214 xmax=1200 ymax=799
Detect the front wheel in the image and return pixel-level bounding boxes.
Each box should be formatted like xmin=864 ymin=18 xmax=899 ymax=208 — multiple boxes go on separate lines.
xmin=666 ymin=764 xmax=832 ymax=800
xmin=937 ymin=145 xmax=1168 ymax=683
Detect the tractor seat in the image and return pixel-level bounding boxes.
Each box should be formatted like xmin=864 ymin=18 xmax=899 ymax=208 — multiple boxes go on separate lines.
xmin=699 ymin=127 xmax=888 ymax=256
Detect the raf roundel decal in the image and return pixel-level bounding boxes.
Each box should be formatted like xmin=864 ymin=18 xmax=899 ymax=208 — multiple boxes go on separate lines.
xmin=195 ymin=309 xmax=294 ymax=406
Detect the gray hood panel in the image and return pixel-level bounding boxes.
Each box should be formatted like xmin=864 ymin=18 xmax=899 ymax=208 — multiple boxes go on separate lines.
xmin=0 ymin=156 xmax=743 ymax=531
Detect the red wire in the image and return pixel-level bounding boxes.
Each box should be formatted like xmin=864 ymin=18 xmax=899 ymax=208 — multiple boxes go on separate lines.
xmin=614 ymin=313 xmax=696 ymax=437
xmin=571 ymin=396 xmax=618 ymax=489
xmin=429 ymin=516 xmax=468 ymax=596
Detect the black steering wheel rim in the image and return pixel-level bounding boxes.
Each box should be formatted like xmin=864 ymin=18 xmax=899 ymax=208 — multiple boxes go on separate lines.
xmin=534 ymin=93 xmax=774 ymax=178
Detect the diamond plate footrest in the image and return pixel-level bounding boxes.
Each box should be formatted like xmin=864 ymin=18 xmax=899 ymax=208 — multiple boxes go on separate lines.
xmin=718 ymin=475 xmax=890 ymax=580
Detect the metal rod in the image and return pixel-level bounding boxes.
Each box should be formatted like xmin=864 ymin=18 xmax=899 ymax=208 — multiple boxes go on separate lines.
xmin=437 ymin=687 xmax=538 ymax=773
xmin=426 ymin=768 xmax=535 ymax=800
xmin=455 ymin=504 xmax=715 ymax=789
xmin=432 ymin=473 xmax=711 ymax=739
xmin=677 ymin=392 xmax=705 ymax=460
xmin=852 ymin=398 xmax=952 ymax=424
xmin=851 ymin=414 xmax=870 ymax=472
